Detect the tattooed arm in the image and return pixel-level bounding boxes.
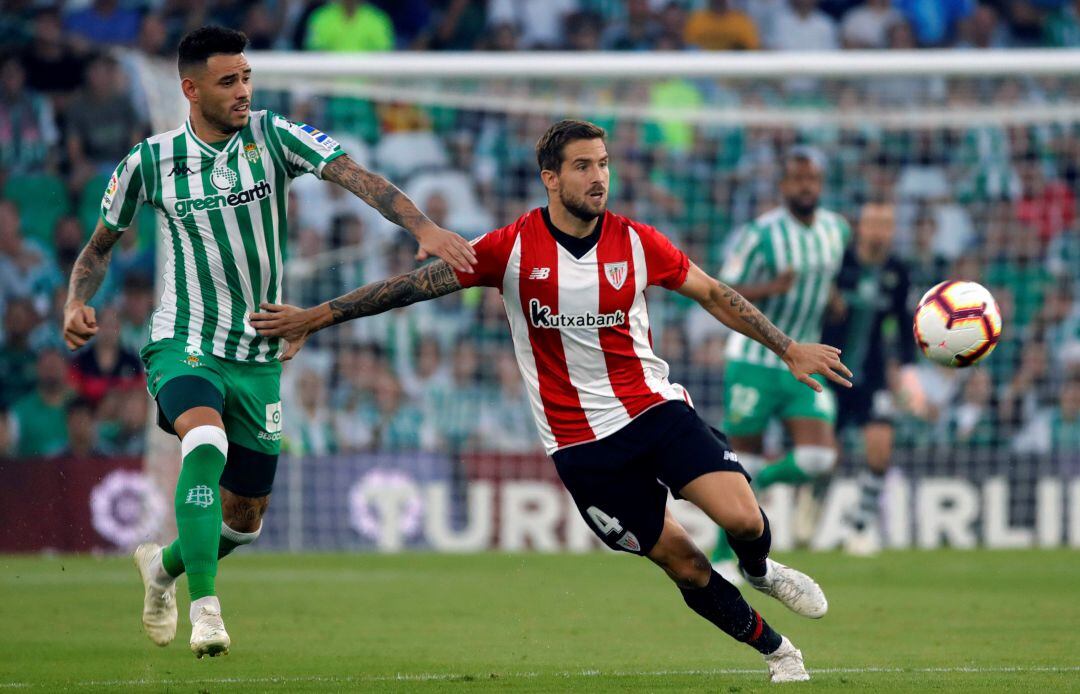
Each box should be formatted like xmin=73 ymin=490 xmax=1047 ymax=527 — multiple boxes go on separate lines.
xmin=677 ymin=262 xmax=852 ymax=392
xmin=250 ymin=260 xmax=463 ymax=361
xmin=62 ymin=220 xmax=121 ymax=350
xmin=321 ymin=155 xmax=476 ymax=272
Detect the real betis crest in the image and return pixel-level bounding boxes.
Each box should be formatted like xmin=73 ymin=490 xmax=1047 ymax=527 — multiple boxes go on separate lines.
xmin=243 ymin=142 xmax=261 ymax=163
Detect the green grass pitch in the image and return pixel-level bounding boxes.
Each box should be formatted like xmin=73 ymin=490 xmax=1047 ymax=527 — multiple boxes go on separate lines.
xmin=1 ymin=550 xmax=1077 ymax=692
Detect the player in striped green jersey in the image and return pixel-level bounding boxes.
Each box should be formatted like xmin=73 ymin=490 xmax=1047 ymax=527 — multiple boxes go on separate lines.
xmin=711 ymin=149 xmax=851 ymax=581
xmin=61 ymin=27 xmax=477 ymax=658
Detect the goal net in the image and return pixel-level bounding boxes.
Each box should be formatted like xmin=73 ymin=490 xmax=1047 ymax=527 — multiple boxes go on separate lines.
xmin=138 ymin=50 xmax=1080 ymax=553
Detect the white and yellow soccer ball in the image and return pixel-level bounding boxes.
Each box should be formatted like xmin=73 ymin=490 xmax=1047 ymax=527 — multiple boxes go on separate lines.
xmin=913 ymin=281 xmax=1003 ymax=368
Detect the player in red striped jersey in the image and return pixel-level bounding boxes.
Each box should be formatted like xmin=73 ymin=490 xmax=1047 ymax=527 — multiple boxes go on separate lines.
xmin=251 ymin=120 xmax=853 ymax=683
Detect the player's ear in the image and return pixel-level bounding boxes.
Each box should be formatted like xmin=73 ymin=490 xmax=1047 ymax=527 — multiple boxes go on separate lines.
xmin=539 ymin=168 xmax=559 ymax=192
xmin=180 ymin=75 xmax=199 ymax=102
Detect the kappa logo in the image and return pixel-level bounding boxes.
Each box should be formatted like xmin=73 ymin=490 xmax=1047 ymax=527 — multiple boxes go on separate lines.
xmin=168 ymin=160 xmax=194 ymax=177
xmin=528 ymin=267 xmax=551 ymax=280
xmin=604 ymin=261 xmax=628 ymax=291
xmin=185 ymin=485 xmax=214 ymax=508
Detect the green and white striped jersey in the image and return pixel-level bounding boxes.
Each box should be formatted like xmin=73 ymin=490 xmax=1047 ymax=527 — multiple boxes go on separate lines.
xmin=719 ymin=206 xmax=851 ymax=369
xmin=101 ymin=110 xmax=345 ymax=363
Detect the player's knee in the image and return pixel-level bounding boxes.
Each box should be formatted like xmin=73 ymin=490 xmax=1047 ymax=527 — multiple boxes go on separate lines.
xmin=725 ymin=507 xmax=764 ymax=541
xmin=222 ymin=493 xmax=270 ymax=533
xmin=794 ymin=445 xmax=836 ymax=477
xmin=654 ymin=543 xmax=711 ymax=589
xmin=180 ymin=425 xmax=228 ymax=459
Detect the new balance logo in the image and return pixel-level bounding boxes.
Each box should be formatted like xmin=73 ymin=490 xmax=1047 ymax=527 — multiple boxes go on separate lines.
xmin=528 ymin=267 xmax=551 ymax=280
xmin=185 ymin=485 xmax=214 ymax=508
xmin=168 ymin=160 xmax=194 ymax=177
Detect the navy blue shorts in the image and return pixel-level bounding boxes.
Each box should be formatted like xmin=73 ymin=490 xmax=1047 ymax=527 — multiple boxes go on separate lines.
xmin=552 ymin=401 xmax=748 ymax=556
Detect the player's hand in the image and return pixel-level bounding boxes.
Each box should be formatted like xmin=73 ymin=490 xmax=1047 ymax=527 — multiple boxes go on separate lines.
xmin=771 ymin=269 xmax=797 ymax=295
xmin=63 ymin=301 xmax=98 ymax=350
xmin=250 ymin=303 xmax=316 ymax=362
xmin=782 ymin=342 xmax=853 ymax=392
xmin=414 ymin=222 xmax=476 ymax=274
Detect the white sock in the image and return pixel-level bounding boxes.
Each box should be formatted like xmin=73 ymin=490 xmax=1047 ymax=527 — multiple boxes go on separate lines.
xmin=190 ymin=596 xmax=221 ymax=622
xmin=149 ymin=549 xmax=175 ymax=588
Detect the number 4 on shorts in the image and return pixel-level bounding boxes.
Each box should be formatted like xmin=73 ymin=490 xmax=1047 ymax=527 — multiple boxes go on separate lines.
xmin=586 ymin=506 xmax=623 ymax=536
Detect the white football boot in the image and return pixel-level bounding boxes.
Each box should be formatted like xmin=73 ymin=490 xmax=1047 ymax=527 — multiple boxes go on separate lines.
xmin=190 ymin=603 xmax=231 ymax=658
xmin=764 ymin=636 xmax=810 ymax=683
xmin=711 ymin=559 xmax=745 ymax=587
xmin=133 ymin=543 xmax=177 ymax=646
xmin=742 ymin=558 xmax=828 ymax=619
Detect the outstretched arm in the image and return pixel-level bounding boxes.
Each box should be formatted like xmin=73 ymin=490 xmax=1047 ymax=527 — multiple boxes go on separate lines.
xmin=677 ymin=262 xmax=852 ymax=392
xmin=249 ymin=260 xmax=463 ymax=361
xmin=63 ymin=220 xmax=120 ymax=350
xmin=321 ymin=155 xmax=476 ymax=272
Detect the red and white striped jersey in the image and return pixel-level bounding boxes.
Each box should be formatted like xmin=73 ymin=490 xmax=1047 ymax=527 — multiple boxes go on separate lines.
xmin=454 ymin=208 xmax=693 ymax=454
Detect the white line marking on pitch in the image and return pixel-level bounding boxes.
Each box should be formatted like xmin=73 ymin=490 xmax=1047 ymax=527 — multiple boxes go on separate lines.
xmin=3 ymin=665 xmax=1078 ymax=689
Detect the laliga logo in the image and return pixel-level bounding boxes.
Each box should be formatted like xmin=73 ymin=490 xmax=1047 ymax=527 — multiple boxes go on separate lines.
xmin=348 ymin=469 xmax=424 ymax=551
xmin=90 ymin=470 xmax=167 ymax=548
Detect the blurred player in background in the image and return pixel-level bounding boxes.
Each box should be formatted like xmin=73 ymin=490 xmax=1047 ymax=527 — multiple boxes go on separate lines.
xmin=711 ymin=149 xmax=850 ymax=581
xmin=251 ymin=120 xmax=853 ymax=683
xmin=61 ymin=26 xmax=475 ymax=658
xmin=822 ymin=201 xmax=914 ymax=556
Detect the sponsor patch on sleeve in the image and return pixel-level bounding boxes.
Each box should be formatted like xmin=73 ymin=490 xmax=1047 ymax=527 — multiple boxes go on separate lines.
xmin=297 ymin=123 xmax=339 ymax=152
xmin=102 ymin=173 xmax=119 ymax=210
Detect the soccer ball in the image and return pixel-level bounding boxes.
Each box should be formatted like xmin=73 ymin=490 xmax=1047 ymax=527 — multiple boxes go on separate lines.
xmin=913 ymin=281 xmax=1002 ymax=368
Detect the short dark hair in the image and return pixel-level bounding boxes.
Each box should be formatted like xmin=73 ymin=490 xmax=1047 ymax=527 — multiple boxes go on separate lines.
xmin=177 ymin=26 xmax=248 ymax=75
xmin=536 ymin=119 xmax=606 ymax=173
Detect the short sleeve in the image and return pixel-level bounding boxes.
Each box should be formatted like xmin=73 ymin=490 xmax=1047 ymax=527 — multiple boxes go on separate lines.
xmin=634 ymin=224 xmax=690 ymax=290
xmin=719 ymin=224 xmax=763 ymax=285
xmin=452 ymin=223 xmax=519 ymax=289
xmin=268 ymin=113 xmax=346 ymax=180
xmin=101 ymin=144 xmax=145 ymax=233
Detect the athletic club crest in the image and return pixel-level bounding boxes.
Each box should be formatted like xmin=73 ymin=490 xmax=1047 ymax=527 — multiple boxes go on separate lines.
xmin=211 ymin=166 xmax=238 ymax=191
xmin=604 ymin=261 xmax=628 ymax=291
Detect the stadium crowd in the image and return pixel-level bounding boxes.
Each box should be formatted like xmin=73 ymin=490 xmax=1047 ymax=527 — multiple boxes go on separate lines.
xmin=0 ymin=0 xmax=1078 ymax=463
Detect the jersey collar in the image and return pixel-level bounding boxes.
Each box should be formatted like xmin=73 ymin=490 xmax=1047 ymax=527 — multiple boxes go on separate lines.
xmin=185 ymin=119 xmax=244 ymax=159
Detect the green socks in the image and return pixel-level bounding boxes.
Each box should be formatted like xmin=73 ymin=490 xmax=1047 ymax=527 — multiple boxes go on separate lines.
xmin=753 ymin=450 xmax=812 ymax=490
xmin=174 ymin=426 xmax=228 ymax=601
xmin=161 ymin=523 xmax=261 ymax=578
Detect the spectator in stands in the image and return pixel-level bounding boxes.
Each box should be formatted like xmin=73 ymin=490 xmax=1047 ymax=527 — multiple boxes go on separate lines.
xmin=477 ymin=349 xmax=542 ymax=453
xmin=0 ymin=53 xmax=58 ymax=177
xmin=684 ymin=0 xmax=760 ymax=50
xmin=564 ymin=10 xmax=604 ymax=51
xmin=9 ymin=347 xmax=71 ymax=458
xmin=66 ymin=53 xmax=144 ymax=191
xmin=68 ymin=307 xmax=143 ymax=407
xmin=0 ymin=297 xmax=39 ymax=409
xmin=0 ymin=201 xmax=59 ymax=313
xmin=304 ymin=0 xmax=395 ymax=52
xmin=482 ymin=20 xmax=521 ymax=51
xmin=59 ymin=396 xmax=105 ymax=459
xmin=999 ymin=340 xmax=1054 ymax=433
xmin=893 ymin=0 xmax=976 ymax=47
xmin=108 ymin=216 xmax=155 ymax=292
xmin=420 ymin=0 xmax=489 ymax=51
xmin=656 ymin=2 xmax=691 ymax=49
xmin=603 ymin=0 xmax=659 ymax=50
xmin=98 ymin=388 xmax=147 ymax=456
xmin=941 ymin=368 xmax=998 ymax=446
xmin=117 ymin=274 xmax=155 ymax=355
xmin=1051 ymin=366 xmax=1080 ymax=456
xmin=956 ymin=2 xmax=1012 ymax=49
xmin=488 ymin=0 xmax=580 ymax=49
xmin=363 ymin=371 xmax=432 ymax=452
xmin=397 ymin=338 xmax=451 ymax=401
xmin=771 ymin=0 xmax=839 ymax=51
xmin=1044 ymin=0 xmax=1080 ymax=46
xmin=51 ymin=216 xmax=84 ymax=281
xmin=1015 ymin=154 xmax=1076 ymax=244
xmin=20 ymin=8 xmax=88 ymax=98
xmin=63 ymin=0 xmax=142 ymax=47
xmin=285 ymin=367 xmax=337 ymax=456
xmin=28 ymin=285 xmax=67 ymax=353
xmin=839 ymin=0 xmax=901 ymax=48
xmin=0 ymin=407 xmax=10 ymax=458
xmin=424 ymin=339 xmax=485 ymax=452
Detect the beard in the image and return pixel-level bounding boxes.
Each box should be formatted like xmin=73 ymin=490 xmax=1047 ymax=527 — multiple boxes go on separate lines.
xmin=560 ymin=188 xmax=606 ymax=223
xmin=786 ymin=195 xmax=818 ymax=219
xmin=202 ymin=103 xmax=247 ymax=135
